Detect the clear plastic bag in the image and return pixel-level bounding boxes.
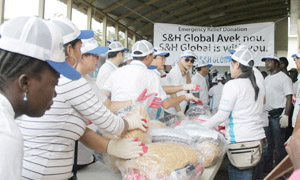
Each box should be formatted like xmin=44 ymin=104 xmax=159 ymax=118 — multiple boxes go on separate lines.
xmin=150 ymin=128 xmax=192 ymax=145
xmin=185 ymin=105 xmax=211 ymax=119
xmin=175 ymin=124 xmax=227 ymax=168
xmin=157 ymin=114 xmax=181 ymax=127
xmin=118 ymin=142 xmax=204 ymax=180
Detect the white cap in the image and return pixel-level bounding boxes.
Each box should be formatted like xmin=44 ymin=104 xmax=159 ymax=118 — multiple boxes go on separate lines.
xmin=229 ymin=45 xmax=248 ymax=54
xmin=211 ymin=68 xmax=219 ymax=74
xmin=131 ymin=40 xmax=154 ymax=57
xmin=108 ymin=41 xmax=129 ymax=52
xmin=262 ymin=53 xmax=279 ymax=62
xmin=49 ymin=17 xmax=94 ymax=44
xmin=196 ymin=59 xmax=212 ymax=68
xmin=0 ymin=16 xmax=81 ymax=80
xmin=81 ymin=38 xmax=109 ymax=54
xmin=292 ymin=49 xmax=300 ymax=59
xmin=154 ymin=47 xmax=170 ymax=57
xmin=181 ymin=50 xmax=197 ymax=59
xmin=225 ymin=49 xmax=254 ymax=67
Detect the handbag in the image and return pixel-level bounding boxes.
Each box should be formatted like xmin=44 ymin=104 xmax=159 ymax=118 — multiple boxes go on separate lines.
xmin=227 ymin=140 xmax=262 ymax=170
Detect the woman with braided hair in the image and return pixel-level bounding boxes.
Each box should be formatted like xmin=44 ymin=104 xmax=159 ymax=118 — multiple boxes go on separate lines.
xmin=0 ymin=16 xmax=80 ymax=180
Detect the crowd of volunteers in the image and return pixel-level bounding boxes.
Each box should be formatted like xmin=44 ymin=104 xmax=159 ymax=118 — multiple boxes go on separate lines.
xmin=1 ymin=15 xmax=300 ymax=180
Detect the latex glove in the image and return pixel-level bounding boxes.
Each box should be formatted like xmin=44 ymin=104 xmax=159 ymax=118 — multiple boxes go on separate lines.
xmin=125 ymin=113 xmax=148 ymax=132
xmin=177 ymin=111 xmax=185 ymax=117
xmin=183 ymin=84 xmax=200 ymax=91
xmin=185 ymin=93 xmax=198 ymax=101
xmin=106 ymin=137 xmax=148 ymax=159
xmin=133 ymin=88 xmax=162 ymax=108
xmin=280 ymin=114 xmax=289 ymax=128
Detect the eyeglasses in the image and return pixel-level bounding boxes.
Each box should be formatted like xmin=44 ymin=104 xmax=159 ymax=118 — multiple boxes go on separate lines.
xmin=185 ymin=58 xmax=195 ymax=63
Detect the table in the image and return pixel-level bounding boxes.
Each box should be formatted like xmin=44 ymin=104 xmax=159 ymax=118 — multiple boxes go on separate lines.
xmin=77 ymin=154 xmax=224 ymax=180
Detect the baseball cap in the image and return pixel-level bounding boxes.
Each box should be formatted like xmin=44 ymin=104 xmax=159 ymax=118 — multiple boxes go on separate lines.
xmin=49 ymin=17 xmax=94 ymax=44
xmin=211 ymin=69 xmax=219 ymax=73
xmin=228 ymin=45 xmax=248 ymax=54
xmin=132 ymin=40 xmax=154 ymax=57
xmin=154 ymin=47 xmax=170 ymax=57
xmin=0 ymin=16 xmax=81 ymax=80
xmin=261 ymin=53 xmax=279 ymax=62
xmin=196 ymin=59 xmax=212 ymax=68
xmin=181 ymin=50 xmax=197 ymax=59
xmin=81 ymin=38 xmax=109 ymax=54
xmin=225 ymin=49 xmax=254 ymax=67
xmin=217 ymin=74 xmax=224 ymax=80
xmin=107 ymin=40 xmax=129 ymax=52
xmin=292 ymin=49 xmax=300 ymax=59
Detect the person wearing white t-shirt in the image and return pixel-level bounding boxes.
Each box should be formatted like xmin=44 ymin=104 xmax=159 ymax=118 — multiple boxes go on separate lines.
xmin=192 ymin=59 xmax=212 ymax=106
xmin=291 ymin=50 xmax=300 ymax=134
xmin=163 ymin=50 xmax=197 ymax=116
xmin=208 ymin=75 xmax=223 ymax=111
xmin=16 ymin=18 xmax=148 ymax=180
xmin=96 ymin=41 xmax=128 ymax=90
xmin=148 ymin=48 xmax=200 ymax=119
xmin=203 ymin=48 xmax=265 ymax=180
xmin=102 ymin=40 xmax=164 ymax=114
xmin=0 ymin=16 xmax=81 ymax=180
xmin=263 ymin=53 xmax=293 ymax=172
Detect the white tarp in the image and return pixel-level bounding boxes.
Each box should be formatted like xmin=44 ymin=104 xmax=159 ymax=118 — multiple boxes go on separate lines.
xmin=154 ymin=22 xmax=274 ymax=66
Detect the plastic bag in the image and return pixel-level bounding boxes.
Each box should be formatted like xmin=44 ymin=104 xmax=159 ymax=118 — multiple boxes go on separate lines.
xmin=185 ymin=105 xmax=211 ymax=119
xmin=150 ymin=128 xmax=192 ymax=145
xmin=157 ymin=114 xmax=181 ymax=127
xmin=175 ymin=124 xmax=227 ymax=168
xmin=118 ymin=142 xmax=204 ymax=180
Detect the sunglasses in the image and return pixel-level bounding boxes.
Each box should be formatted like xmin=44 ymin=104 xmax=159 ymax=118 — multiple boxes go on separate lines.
xmin=185 ymin=58 xmax=195 ymax=63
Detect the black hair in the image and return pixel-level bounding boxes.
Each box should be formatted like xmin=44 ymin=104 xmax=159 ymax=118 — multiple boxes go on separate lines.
xmin=232 ymin=59 xmax=259 ymax=101
xmin=0 ymin=49 xmax=54 ymax=91
xmin=63 ymin=39 xmax=81 ymax=56
xmin=108 ymin=50 xmax=124 ymax=59
xmin=133 ymin=56 xmax=147 ymax=61
xmin=279 ymin=57 xmax=289 ymax=68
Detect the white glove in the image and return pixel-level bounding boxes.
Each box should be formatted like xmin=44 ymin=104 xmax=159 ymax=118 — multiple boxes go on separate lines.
xmin=280 ymin=114 xmax=289 ymax=128
xmin=185 ymin=93 xmax=199 ymax=101
xmin=177 ymin=111 xmax=185 ymax=117
xmin=106 ymin=138 xmax=147 ymax=159
xmin=125 ymin=113 xmax=147 ymax=132
xmin=183 ymin=84 xmax=199 ymax=91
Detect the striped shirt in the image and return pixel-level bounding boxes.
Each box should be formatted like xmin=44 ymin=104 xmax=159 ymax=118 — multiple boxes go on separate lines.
xmin=16 ymin=76 xmax=124 ymax=180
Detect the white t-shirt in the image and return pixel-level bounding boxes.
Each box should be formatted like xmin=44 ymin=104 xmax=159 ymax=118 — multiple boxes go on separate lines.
xmin=148 ymin=69 xmax=168 ymax=120
xmin=218 ymin=78 xmax=265 ymax=143
xmin=164 ymin=64 xmax=187 ymax=114
xmin=191 ymin=72 xmax=209 ymax=105
xmin=265 ymin=71 xmax=293 ymax=111
xmin=102 ymin=60 xmax=161 ymax=102
xmin=0 ymin=94 xmax=23 ymax=180
xmin=208 ymin=82 xmax=223 ymax=110
xmin=16 ymin=76 xmax=124 ymax=180
xmin=96 ymin=60 xmax=118 ymax=90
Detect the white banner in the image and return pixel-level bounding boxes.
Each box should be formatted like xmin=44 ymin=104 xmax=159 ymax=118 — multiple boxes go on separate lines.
xmin=154 ymin=22 xmax=274 ymax=66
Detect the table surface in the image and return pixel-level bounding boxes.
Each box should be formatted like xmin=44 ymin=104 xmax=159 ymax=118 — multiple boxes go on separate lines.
xmin=77 ymin=154 xmax=224 ymax=180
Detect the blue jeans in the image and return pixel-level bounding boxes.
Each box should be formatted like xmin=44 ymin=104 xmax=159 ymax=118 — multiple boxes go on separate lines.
xmin=264 ymin=116 xmax=287 ymax=170
xmin=228 ymin=159 xmax=254 ymax=180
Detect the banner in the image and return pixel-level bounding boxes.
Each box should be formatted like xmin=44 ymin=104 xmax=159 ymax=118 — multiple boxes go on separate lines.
xmin=154 ymin=22 xmax=274 ymax=66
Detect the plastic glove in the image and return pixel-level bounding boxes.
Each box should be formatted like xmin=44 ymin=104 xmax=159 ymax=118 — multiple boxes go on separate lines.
xmin=177 ymin=111 xmax=185 ymax=117
xmin=106 ymin=137 xmax=148 ymax=159
xmin=133 ymin=88 xmax=162 ymax=109
xmin=280 ymin=114 xmax=289 ymax=128
xmin=183 ymin=84 xmax=200 ymax=91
